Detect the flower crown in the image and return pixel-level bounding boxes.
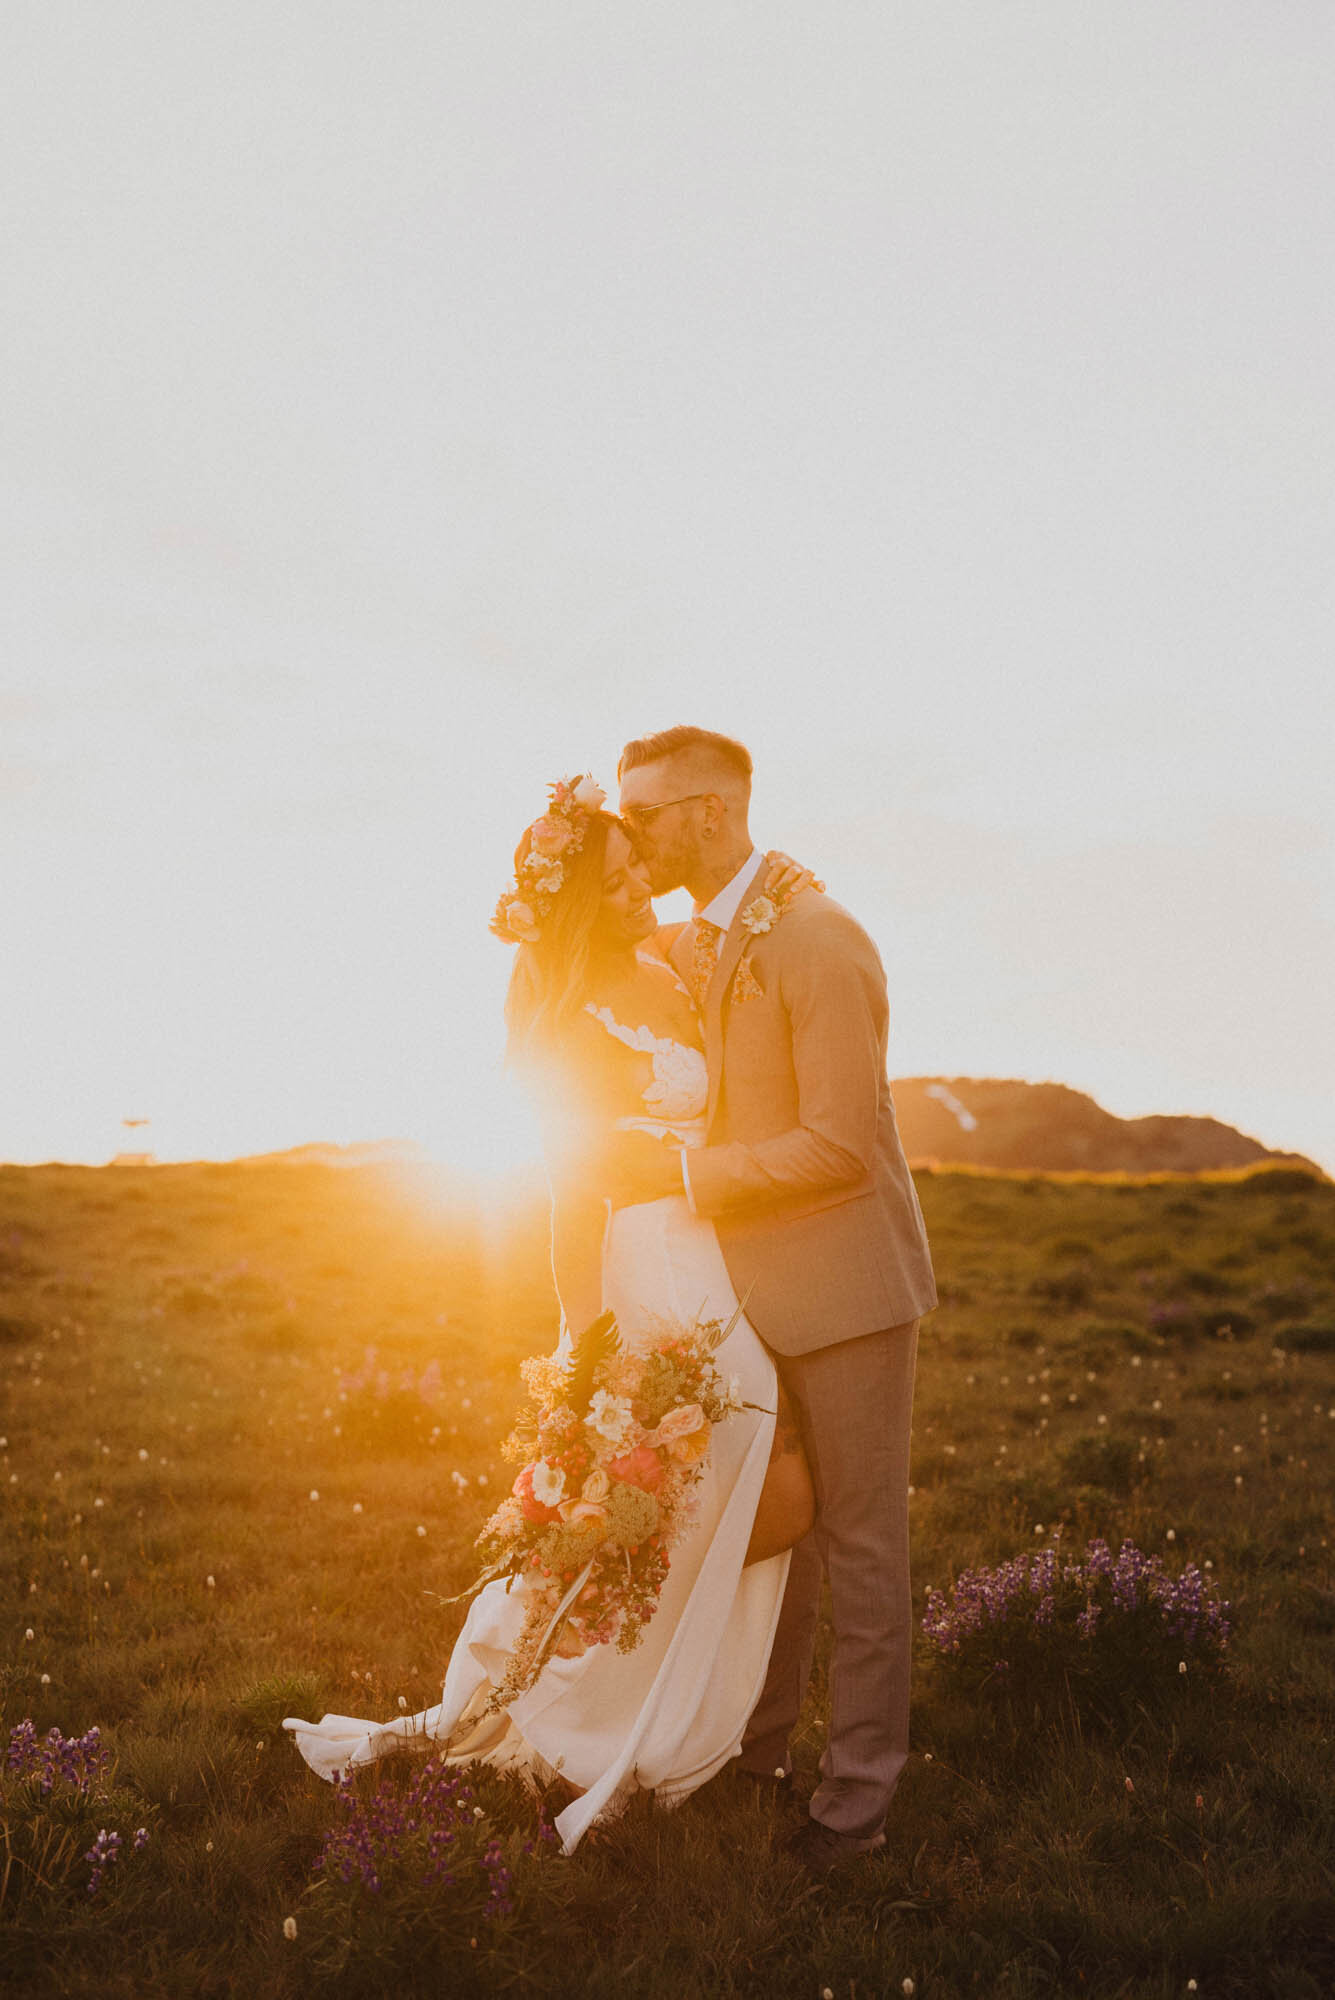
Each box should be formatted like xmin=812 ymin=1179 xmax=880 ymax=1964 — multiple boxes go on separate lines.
xmin=490 ymin=774 xmax=608 ymax=944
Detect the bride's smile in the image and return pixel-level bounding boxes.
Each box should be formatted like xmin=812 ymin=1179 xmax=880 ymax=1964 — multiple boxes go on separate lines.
xmin=591 ymin=824 xmax=658 ymax=954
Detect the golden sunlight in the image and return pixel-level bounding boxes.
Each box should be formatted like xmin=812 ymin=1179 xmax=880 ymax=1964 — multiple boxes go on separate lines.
xmin=417 ymin=1062 xmax=544 ymax=1185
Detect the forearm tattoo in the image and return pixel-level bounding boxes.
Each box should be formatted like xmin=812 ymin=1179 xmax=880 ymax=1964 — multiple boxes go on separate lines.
xmin=771 ymin=1378 xmax=804 ymax=1462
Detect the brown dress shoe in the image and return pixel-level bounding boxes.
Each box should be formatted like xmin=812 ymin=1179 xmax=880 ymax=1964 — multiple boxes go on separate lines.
xmin=784 ymin=1817 xmax=886 ymax=1880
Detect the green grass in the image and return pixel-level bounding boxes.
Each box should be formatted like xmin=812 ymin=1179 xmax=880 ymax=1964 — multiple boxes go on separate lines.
xmin=2 ymin=1158 xmax=1333 ymax=1997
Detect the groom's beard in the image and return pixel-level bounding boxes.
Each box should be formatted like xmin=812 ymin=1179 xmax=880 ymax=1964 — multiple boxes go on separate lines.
xmin=637 ymin=844 xmax=690 ymax=896
xmin=646 ymin=857 xmax=690 ymax=895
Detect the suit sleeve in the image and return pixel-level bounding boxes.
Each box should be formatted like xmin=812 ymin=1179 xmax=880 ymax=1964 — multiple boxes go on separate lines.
xmin=685 ymin=920 xmax=886 ymax=1216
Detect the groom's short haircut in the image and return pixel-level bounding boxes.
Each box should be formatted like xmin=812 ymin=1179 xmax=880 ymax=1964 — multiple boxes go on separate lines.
xmin=618 ymin=725 xmax=753 ymax=796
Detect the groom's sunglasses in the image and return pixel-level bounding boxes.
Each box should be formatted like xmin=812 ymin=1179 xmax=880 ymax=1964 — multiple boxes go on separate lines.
xmin=621 ymin=793 xmax=708 ymax=831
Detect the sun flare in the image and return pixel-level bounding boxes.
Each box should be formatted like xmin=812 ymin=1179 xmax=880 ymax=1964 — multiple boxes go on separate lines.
xmin=415 ymin=1061 xmax=544 ymax=1185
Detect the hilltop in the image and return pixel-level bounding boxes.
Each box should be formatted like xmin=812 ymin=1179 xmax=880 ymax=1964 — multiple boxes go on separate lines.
xmin=892 ymin=1076 xmax=1321 ymax=1176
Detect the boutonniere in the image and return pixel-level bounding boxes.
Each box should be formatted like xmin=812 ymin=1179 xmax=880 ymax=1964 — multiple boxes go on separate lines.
xmin=740 ymin=894 xmax=781 ymax=938
xmin=731 ymin=893 xmax=788 ymax=1005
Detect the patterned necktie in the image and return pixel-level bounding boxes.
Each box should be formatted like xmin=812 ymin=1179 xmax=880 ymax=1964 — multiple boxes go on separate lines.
xmin=691 ymin=920 xmax=723 ymax=1009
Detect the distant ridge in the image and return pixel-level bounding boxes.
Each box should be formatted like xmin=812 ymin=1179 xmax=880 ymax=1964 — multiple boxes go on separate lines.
xmin=226 ymin=1089 xmax=1322 ymax=1182
xmin=235 ymin=1140 xmax=432 ymax=1169
xmin=892 ymin=1077 xmax=1322 ymax=1176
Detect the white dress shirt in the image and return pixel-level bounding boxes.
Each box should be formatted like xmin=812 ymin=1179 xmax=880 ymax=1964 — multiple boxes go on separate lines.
xmin=680 ymin=848 xmax=759 ymax=1210
xmin=694 ymin=848 xmax=759 ymax=930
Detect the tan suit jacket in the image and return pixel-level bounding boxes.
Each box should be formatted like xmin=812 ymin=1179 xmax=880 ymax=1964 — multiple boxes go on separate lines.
xmin=673 ymin=856 xmax=936 ymax=1356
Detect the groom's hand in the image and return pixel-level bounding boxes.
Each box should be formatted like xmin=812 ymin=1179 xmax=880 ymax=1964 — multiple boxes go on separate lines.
xmin=603 ymin=1131 xmax=684 ymax=1209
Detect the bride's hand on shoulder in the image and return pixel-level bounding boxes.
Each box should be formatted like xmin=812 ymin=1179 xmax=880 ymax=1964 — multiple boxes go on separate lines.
xmin=763 ymin=851 xmax=825 ymax=900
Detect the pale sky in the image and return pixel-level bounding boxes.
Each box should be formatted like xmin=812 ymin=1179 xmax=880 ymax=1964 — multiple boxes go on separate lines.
xmin=3 ymin=3 xmax=1333 ymax=1175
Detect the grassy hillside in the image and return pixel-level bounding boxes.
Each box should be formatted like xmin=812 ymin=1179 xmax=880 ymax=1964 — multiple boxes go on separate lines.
xmin=2 ymin=1160 xmax=1333 ymax=1997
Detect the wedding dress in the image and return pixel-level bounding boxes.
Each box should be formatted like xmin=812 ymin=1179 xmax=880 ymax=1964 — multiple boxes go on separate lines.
xmin=285 ymin=979 xmax=790 ymax=1854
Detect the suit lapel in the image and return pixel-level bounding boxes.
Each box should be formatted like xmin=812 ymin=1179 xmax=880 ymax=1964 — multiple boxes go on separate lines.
xmin=702 ymin=855 xmax=769 ymax=1128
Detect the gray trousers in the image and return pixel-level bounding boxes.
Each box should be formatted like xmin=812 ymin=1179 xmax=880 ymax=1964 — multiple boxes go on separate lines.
xmin=740 ymin=1318 xmax=919 ymax=1838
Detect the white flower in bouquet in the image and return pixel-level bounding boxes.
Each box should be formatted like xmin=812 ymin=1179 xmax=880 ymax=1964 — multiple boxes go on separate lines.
xmin=588 ymin=1390 xmax=634 ymax=1447
xmin=531 ymin=1460 xmax=567 ymax=1508
xmin=572 ymin=775 xmax=607 ymax=811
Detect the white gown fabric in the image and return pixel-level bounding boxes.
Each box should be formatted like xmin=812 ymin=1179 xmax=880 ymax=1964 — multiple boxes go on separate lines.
xmin=285 ymin=995 xmax=789 ymax=1854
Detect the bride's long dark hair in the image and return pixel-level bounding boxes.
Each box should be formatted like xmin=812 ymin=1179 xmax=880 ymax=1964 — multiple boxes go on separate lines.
xmin=502 ymin=809 xmax=622 ymax=1063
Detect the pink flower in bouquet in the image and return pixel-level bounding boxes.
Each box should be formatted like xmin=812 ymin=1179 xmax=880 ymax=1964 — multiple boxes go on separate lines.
xmin=608 ymin=1443 xmax=665 ymax=1493
xmin=652 ymin=1403 xmax=711 ymax=1463
xmin=528 ymin=815 xmax=574 ymax=857
xmin=513 ymin=1464 xmax=562 ymax=1524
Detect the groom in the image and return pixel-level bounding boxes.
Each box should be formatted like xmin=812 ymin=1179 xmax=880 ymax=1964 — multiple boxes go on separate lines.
xmin=611 ymin=724 xmax=936 ymax=1878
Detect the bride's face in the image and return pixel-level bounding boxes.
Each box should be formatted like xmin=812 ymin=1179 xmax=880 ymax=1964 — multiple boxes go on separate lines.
xmin=591 ymin=823 xmax=657 ymax=952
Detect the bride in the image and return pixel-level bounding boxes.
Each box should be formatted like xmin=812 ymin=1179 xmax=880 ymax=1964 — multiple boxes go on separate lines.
xmin=285 ymin=777 xmax=816 ymax=1853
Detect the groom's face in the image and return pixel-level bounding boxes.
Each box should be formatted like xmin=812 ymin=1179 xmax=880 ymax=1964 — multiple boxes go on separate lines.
xmin=618 ymin=760 xmax=703 ymax=894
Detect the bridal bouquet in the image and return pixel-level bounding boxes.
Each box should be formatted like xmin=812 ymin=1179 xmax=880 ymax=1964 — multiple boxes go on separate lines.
xmin=456 ymin=1306 xmax=748 ymax=1710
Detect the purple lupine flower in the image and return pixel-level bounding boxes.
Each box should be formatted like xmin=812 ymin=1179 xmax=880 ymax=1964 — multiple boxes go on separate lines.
xmin=923 ymin=1537 xmax=1230 ymax=1667
xmin=6 ymin=1718 xmax=39 ymax=1774
xmin=314 ymin=1755 xmax=534 ymax=1910
xmin=85 ymin=1827 xmax=122 ymax=1896
xmin=7 ymin=1721 xmax=109 ymax=1797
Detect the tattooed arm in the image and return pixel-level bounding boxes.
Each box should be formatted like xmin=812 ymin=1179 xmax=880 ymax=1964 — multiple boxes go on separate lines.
xmin=744 ymin=1373 xmax=816 ymax=1566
